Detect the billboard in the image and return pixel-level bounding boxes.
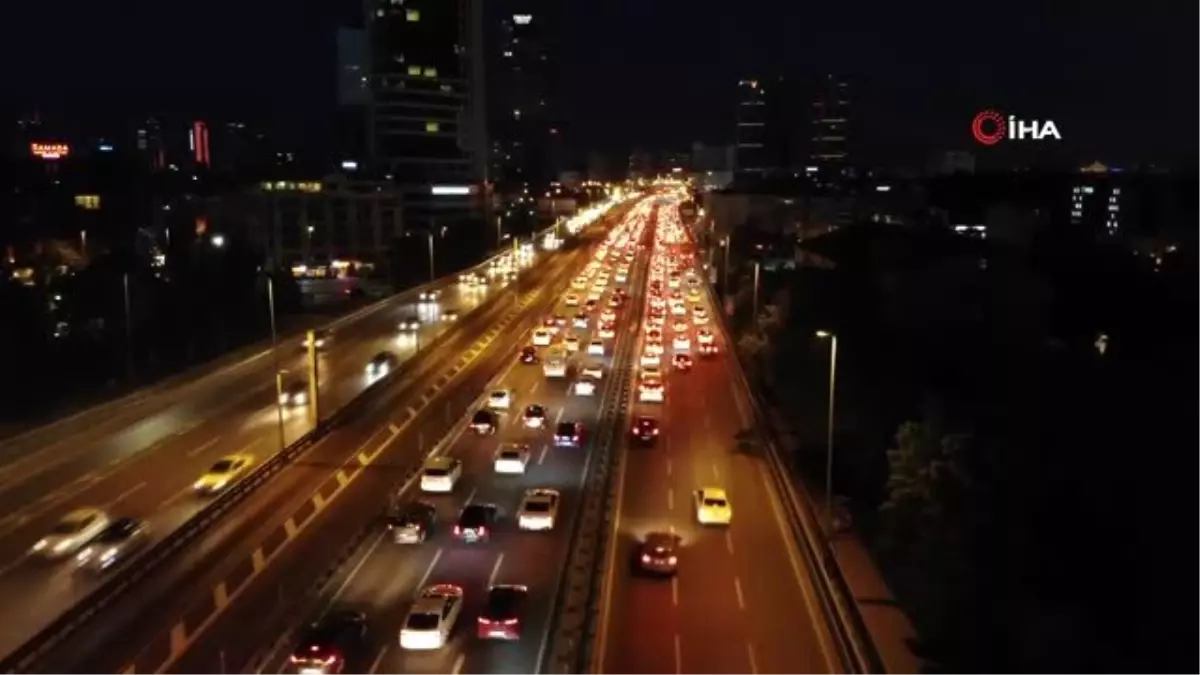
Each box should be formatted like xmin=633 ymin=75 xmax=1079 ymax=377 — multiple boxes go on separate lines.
xmin=31 ymin=143 xmax=70 ymax=160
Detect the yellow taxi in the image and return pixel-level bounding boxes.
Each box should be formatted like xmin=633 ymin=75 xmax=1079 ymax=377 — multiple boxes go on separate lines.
xmin=693 ymin=487 xmax=732 ymax=525
xmin=193 ymin=454 xmax=255 ymax=494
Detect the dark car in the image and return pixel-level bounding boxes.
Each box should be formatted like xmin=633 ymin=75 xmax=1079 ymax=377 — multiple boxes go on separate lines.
xmin=671 ymin=353 xmax=693 ymax=371
xmin=477 ymin=585 xmax=529 ymax=640
xmin=636 ymin=531 xmax=679 ymax=575
xmin=519 ymin=346 xmax=538 ymax=364
xmin=387 ymin=501 xmax=437 ymax=544
xmin=471 ymin=409 xmax=498 ymax=435
xmin=289 ymin=610 xmax=368 ymax=674
xmin=455 ymin=503 xmax=498 ymax=543
xmin=74 ymin=517 xmax=150 ymax=572
xmin=631 ymin=417 xmax=660 ymax=443
xmin=366 ymin=351 xmax=397 ymax=377
xmin=554 ymin=421 xmax=584 ymax=447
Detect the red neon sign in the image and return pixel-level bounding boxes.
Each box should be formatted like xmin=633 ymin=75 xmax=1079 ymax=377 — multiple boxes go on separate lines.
xmin=31 ymin=143 xmax=70 ymax=160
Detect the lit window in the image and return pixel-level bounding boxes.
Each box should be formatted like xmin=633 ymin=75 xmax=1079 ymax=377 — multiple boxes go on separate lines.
xmin=407 ymin=65 xmax=421 ymax=76
xmin=406 ymin=9 xmax=420 ymax=21
xmin=439 ymin=84 xmax=452 ymax=92
xmin=426 ymin=122 xmax=440 ymax=133
xmin=503 ymin=51 xmax=513 ymax=57
xmin=513 ymin=109 xmax=521 ymax=118
xmin=423 ymin=67 xmax=437 ymax=78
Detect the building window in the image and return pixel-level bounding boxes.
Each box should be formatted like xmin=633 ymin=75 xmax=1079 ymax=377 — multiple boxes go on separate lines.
xmin=423 ymin=67 xmax=437 ymax=78
xmin=439 ymin=84 xmax=452 ymax=92
xmin=406 ymin=9 xmax=420 ymax=21
xmin=407 ymin=65 xmax=421 ymax=76
xmin=426 ymin=122 xmax=440 ymax=133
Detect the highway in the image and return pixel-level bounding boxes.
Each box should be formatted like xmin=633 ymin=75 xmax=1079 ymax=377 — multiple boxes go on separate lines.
xmin=23 ymin=204 xmax=640 ymax=673
xmin=243 ymin=206 xmax=652 ymax=675
xmin=0 ymin=215 xmax=610 ymax=663
xmin=595 ymin=202 xmax=838 ymax=674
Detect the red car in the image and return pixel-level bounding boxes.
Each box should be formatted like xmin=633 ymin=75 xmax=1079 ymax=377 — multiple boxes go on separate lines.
xmin=477 ymin=585 xmax=529 ymax=640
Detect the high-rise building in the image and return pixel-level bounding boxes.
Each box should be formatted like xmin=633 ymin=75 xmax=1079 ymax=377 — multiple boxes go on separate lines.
xmin=135 ymin=117 xmax=166 ymax=171
xmin=190 ymin=120 xmax=211 ymax=168
xmin=336 ymin=27 xmax=370 ymax=166
xmin=810 ymin=75 xmax=849 ymax=176
xmin=365 ymin=0 xmax=488 ymax=229
xmin=734 ymin=78 xmax=770 ymax=179
xmin=488 ymin=5 xmax=555 ymax=194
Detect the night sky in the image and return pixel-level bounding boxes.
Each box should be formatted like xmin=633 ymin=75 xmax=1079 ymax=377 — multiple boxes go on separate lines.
xmin=4 ymin=0 xmax=1195 ymax=165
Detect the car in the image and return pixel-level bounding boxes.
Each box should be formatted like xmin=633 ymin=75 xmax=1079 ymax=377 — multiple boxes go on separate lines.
xmin=698 ymin=342 xmax=719 ymax=356
xmin=531 ymin=329 xmax=552 ymax=347
xmin=696 ymin=329 xmax=715 ymax=345
xmin=638 ymin=377 xmax=665 ymax=403
xmin=582 ymin=362 xmax=604 ymax=379
xmin=607 ymin=296 xmax=622 ymax=308
xmin=419 ymin=289 xmax=440 ymax=302
xmin=636 ymin=531 xmax=680 ymax=576
xmin=565 ymin=294 xmax=580 ymax=306
xmin=398 ymin=318 xmax=421 ymax=332
xmin=365 ymin=351 xmax=397 ymax=378
xmin=553 ymin=314 xmax=568 ymax=328
xmin=494 ymin=444 xmax=531 ymax=474
xmin=572 ymin=314 xmax=589 ymax=329
xmin=454 ymin=503 xmax=498 ymax=543
xmin=543 ymin=355 xmax=567 ymax=378
xmin=517 ymin=489 xmax=561 ymax=531
xmin=563 ymin=334 xmax=581 ymax=353
xmin=280 ymin=381 xmax=309 ymax=407
xmin=584 ymin=299 xmax=599 ymax=313
xmin=670 ymin=303 xmax=688 ymax=316
xmin=686 ymin=289 xmax=702 ymax=303
xmin=387 ymin=501 xmax=438 ymax=544
xmin=571 ymin=277 xmax=587 ymax=290
xmin=522 ymin=404 xmax=548 ymax=429
xmin=672 ymin=335 xmax=691 ymax=352
xmin=304 ymin=329 xmax=332 ymax=351
xmin=573 ymin=377 xmax=597 ymax=396
xmin=554 ymin=421 xmax=584 ymax=447
xmin=442 ymin=310 xmax=459 ymax=322
xmin=639 ymin=351 xmax=660 ymax=368
xmin=419 ymin=457 xmax=462 ymax=493
xmin=631 ymin=417 xmax=659 ymax=443
xmin=488 ymin=389 xmax=512 ymax=410
xmin=694 ymin=487 xmax=733 ymax=525
xmin=668 ymin=276 xmax=681 ymax=289
xmin=647 ymin=313 xmax=665 ymax=328
xmin=646 ymin=328 xmax=662 ymax=341
xmin=477 ymin=585 xmax=531 ymax=640
xmin=692 ymin=309 xmax=709 ymax=324
xmin=639 ymin=365 xmax=662 ymax=380
xmin=290 ymin=610 xmax=368 ymax=673
xmin=615 ymin=272 xmax=628 ymax=283
xmin=650 ymin=296 xmax=666 ymax=310
xmin=598 ymin=323 xmax=616 ymax=340
xmin=587 ymin=340 xmax=606 ymax=356
xmin=519 ymin=346 xmax=538 ymax=364
xmin=645 ymin=340 xmax=664 ymax=355
xmin=672 ymin=318 xmax=689 ymax=333
xmin=399 ymin=585 xmax=464 ymax=650
xmin=600 ymin=309 xmax=616 ymax=323
xmin=74 ymin=517 xmax=150 ymax=572
xmin=193 ymin=454 xmax=254 ymax=494
xmin=672 ymin=353 xmax=693 ymax=371
xmin=470 ymin=409 xmax=498 ymax=435
xmin=30 ymin=508 xmax=110 ymax=559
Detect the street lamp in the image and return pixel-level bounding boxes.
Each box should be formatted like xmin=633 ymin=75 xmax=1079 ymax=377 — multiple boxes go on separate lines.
xmin=211 ymin=234 xmax=226 ymax=248
xmin=720 ymin=235 xmax=730 ymax=294
xmin=815 ymin=330 xmax=839 ymax=530
xmin=427 ymin=232 xmax=435 ymax=282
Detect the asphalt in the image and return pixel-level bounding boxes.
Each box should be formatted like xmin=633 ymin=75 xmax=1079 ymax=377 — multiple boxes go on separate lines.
xmin=0 ymin=261 xmax=596 ymax=661
xmin=23 ymin=211 xmax=632 ymax=673
xmin=596 ymin=211 xmax=837 ymax=674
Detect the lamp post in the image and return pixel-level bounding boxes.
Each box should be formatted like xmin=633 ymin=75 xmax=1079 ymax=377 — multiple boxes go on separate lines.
xmin=427 ymin=232 xmax=435 ymax=283
xmin=815 ymin=330 xmax=839 ymax=529
xmin=721 ymin=235 xmax=730 ymax=295
xmin=274 ymin=370 xmax=288 ymax=451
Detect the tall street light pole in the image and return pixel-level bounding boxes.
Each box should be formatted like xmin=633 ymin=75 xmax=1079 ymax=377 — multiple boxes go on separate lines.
xmin=721 ymin=235 xmax=730 ymax=296
xmin=427 ymin=232 xmax=436 ymax=283
xmin=816 ymin=330 xmax=839 ymax=529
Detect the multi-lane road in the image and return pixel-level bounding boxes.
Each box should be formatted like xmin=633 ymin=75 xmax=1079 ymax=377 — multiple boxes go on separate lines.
xmin=0 ymin=214 xmax=609 ymax=663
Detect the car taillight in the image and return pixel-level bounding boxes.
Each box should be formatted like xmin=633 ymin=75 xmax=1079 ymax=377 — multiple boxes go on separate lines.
xmin=478 ymin=526 xmax=487 ymax=535
xmin=668 ymin=556 xmax=678 ymax=565
xmin=503 ymin=618 xmax=519 ymax=625
xmin=454 ymin=525 xmax=461 ymax=535
xmin=641 ymin=554 xmax=652 ymax=563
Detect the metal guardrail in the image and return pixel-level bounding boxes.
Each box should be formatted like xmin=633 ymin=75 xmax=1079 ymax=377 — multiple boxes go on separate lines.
xmin=0 ymin=235 xmax=575 ymax=674
xmin=691 ymin=228 xmax=884 ymax=673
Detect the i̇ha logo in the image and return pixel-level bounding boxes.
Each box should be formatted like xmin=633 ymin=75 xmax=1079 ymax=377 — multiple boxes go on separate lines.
xmin=971 ymin=110 xmax=1062 ymax=145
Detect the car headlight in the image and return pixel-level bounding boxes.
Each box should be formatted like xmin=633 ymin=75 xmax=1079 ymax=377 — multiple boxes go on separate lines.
xmin=53 ymin=540 xmax=72 ymax=553
xmin=194 ymin=480 xmax=206 ymax=490
xmin=30 ymin=539 xmax=48 ymax=552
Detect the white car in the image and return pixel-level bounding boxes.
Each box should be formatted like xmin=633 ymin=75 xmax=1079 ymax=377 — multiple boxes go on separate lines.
xmin=400 ymin=584 xmax=464 ymax=650
xmin=692 ymin=309 xmax=709 ymax=325
xmin=572 ymin=315 xmax=589 ymax=329
xmin=587 ymin=340 xmax=605 ymax=356
xmin=543 ymin=357 xmax=567 ymax=378
xmin=668 ymin=276 xmax=681 ymax=289
xmin=419 ymin=290 xmax=440 ymax=302
xmin=640 ymin=351 xmax=660 ymax=368
xmin=582 ymin=362 xmax=604 ymax=379
xmin=572 ymin=277 xmax=587 ymax=290
xmin=493 ymin=444 xmax=531 ymax=474
xmin=638 ymin=377 xmax=665 ymax=403
xmin=598 ymin=324 xmax=615 ymax=339
xmin=420 ymin=457 xmax=462 ymax=493
xmin=532 ymin=330 xmax=552 ymax=347
xmin=563 ymin=335 xmax=581 ymax=353
xmin=517 ymin=489 xmax=561 ymax=531
xmin=694 ymin=487 xmax=733 ymax=525
xmin=640 ymin=365 xmax=662 ymax=380
xmin=615 ymin=272 xmax=628 ymax=284
xmin=30 ymin=508 xmax=110 ymax=559
xmin=645 ymin=341 xmax=664 ymax=355
xmin=488 ymin=389 xmax=512 ymax=410
xmin=670 ymin=303 xmax=687 ymax=316
xmin=399 ymin=319 xmax=421 ymax=332
xmin=673 ymin=336 xmax=691 ymax=352
xmin=697 ymin=330 xmax=715 ymax=346
xmin=565 ymin=294 xmax=580 ymax=306
xmin=573 ymin=377 xmax=597 ymax=396
xmin=522 ymin=404 xmax=548 ymax=428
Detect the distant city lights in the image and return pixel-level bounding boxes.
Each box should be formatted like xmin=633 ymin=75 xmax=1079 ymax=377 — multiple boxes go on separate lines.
xmin=513 ymin=14 xmax=532 ymax=24
xmin=431 ymin=185 xmax=472 ymax=196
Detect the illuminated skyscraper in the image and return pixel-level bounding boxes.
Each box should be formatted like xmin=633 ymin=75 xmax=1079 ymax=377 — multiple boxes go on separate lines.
xmin=735 ymin=78 xmax=770 ymax=178
xmin=810 ymin=75 xmax=849 ymax=176
xmin=488 ymin=4 xmax=556 ymax=193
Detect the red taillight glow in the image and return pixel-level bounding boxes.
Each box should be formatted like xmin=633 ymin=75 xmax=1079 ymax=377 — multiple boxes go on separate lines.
xmin=641 ymin=554 xmax=652 ymax=563
xmin=454 ymin=525 xmax=461 ymax=535
xmin=478 ymin=526 xmax=487 ymax=535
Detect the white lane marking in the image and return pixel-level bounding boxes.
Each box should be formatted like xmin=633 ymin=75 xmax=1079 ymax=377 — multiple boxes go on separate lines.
xmin=185 ymin=436 xmax=222 ymax=458
xmin=734 ymin=576 xmax=746 ymax=610
xmin=157 ymin=485 xmax=195 ymax=510
xmin=451 ymin=653 xmax=466 ymax=675
xmin=725 ymin=530 xmax=735 ymax=554
xmin=746 ymin=642 xmax=759 ymax=674
xmin=666 ymin=458 xmax=672 ymax=476
xmin=671 ymin=576 xmax=679 ymax=606
xmin=666 ymin=488 xmax=674 ymax=511
xmin=465 ymin=487 xmax=477 ymax=504
xmin=712 ymin=462 xmax=721 ymax=480
xmin=105 ymin=481 xmax=147 ymax=510
xmin=530 ymin=380 xmax=541 ymax=394
xmin=537 ymin=443 xmax=550 ymax=465
xmin=554 ymin=407 xmax=564 ymax=425
xmin=487 ymin=553 xmax=505 ymax=587
xmin=367 ymin=644 xmax=389 ymax=674
xmin=323 ymin=530 xmax=387 ymax=617
xmin=417 ymin=548 xmax=444 ymax=589
xmin=673 ymin=633 xmax=683 ymax=675
xmin=389 ymin=423 xmax=401 ymax=435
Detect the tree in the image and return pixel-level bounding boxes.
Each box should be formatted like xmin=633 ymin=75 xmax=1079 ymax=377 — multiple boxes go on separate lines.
xmin=879 ymin=418 xmax=972 ymax=547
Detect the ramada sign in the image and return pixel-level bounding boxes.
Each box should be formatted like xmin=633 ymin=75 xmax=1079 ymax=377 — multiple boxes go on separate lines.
xmin=971 ymin=110 xmax=1062 ymax=146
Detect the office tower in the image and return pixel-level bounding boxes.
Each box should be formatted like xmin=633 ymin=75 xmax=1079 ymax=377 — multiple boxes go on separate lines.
xmin=488 ymin=5 xmax=555 ymax=194
xmin=136 ymin=117 xmax=166 ymax=171
xmin=735 ymin=78 xmax=770 ymax=179
xmin=190 ymin=120 xmax=210 ymax=168
xmin=365 ymin=0 xmax=488 ymax=229
xmin=810 ymin=74 xmax=849 ymax=176
xmin=336 ymin=27 xmax=370 ymax=166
